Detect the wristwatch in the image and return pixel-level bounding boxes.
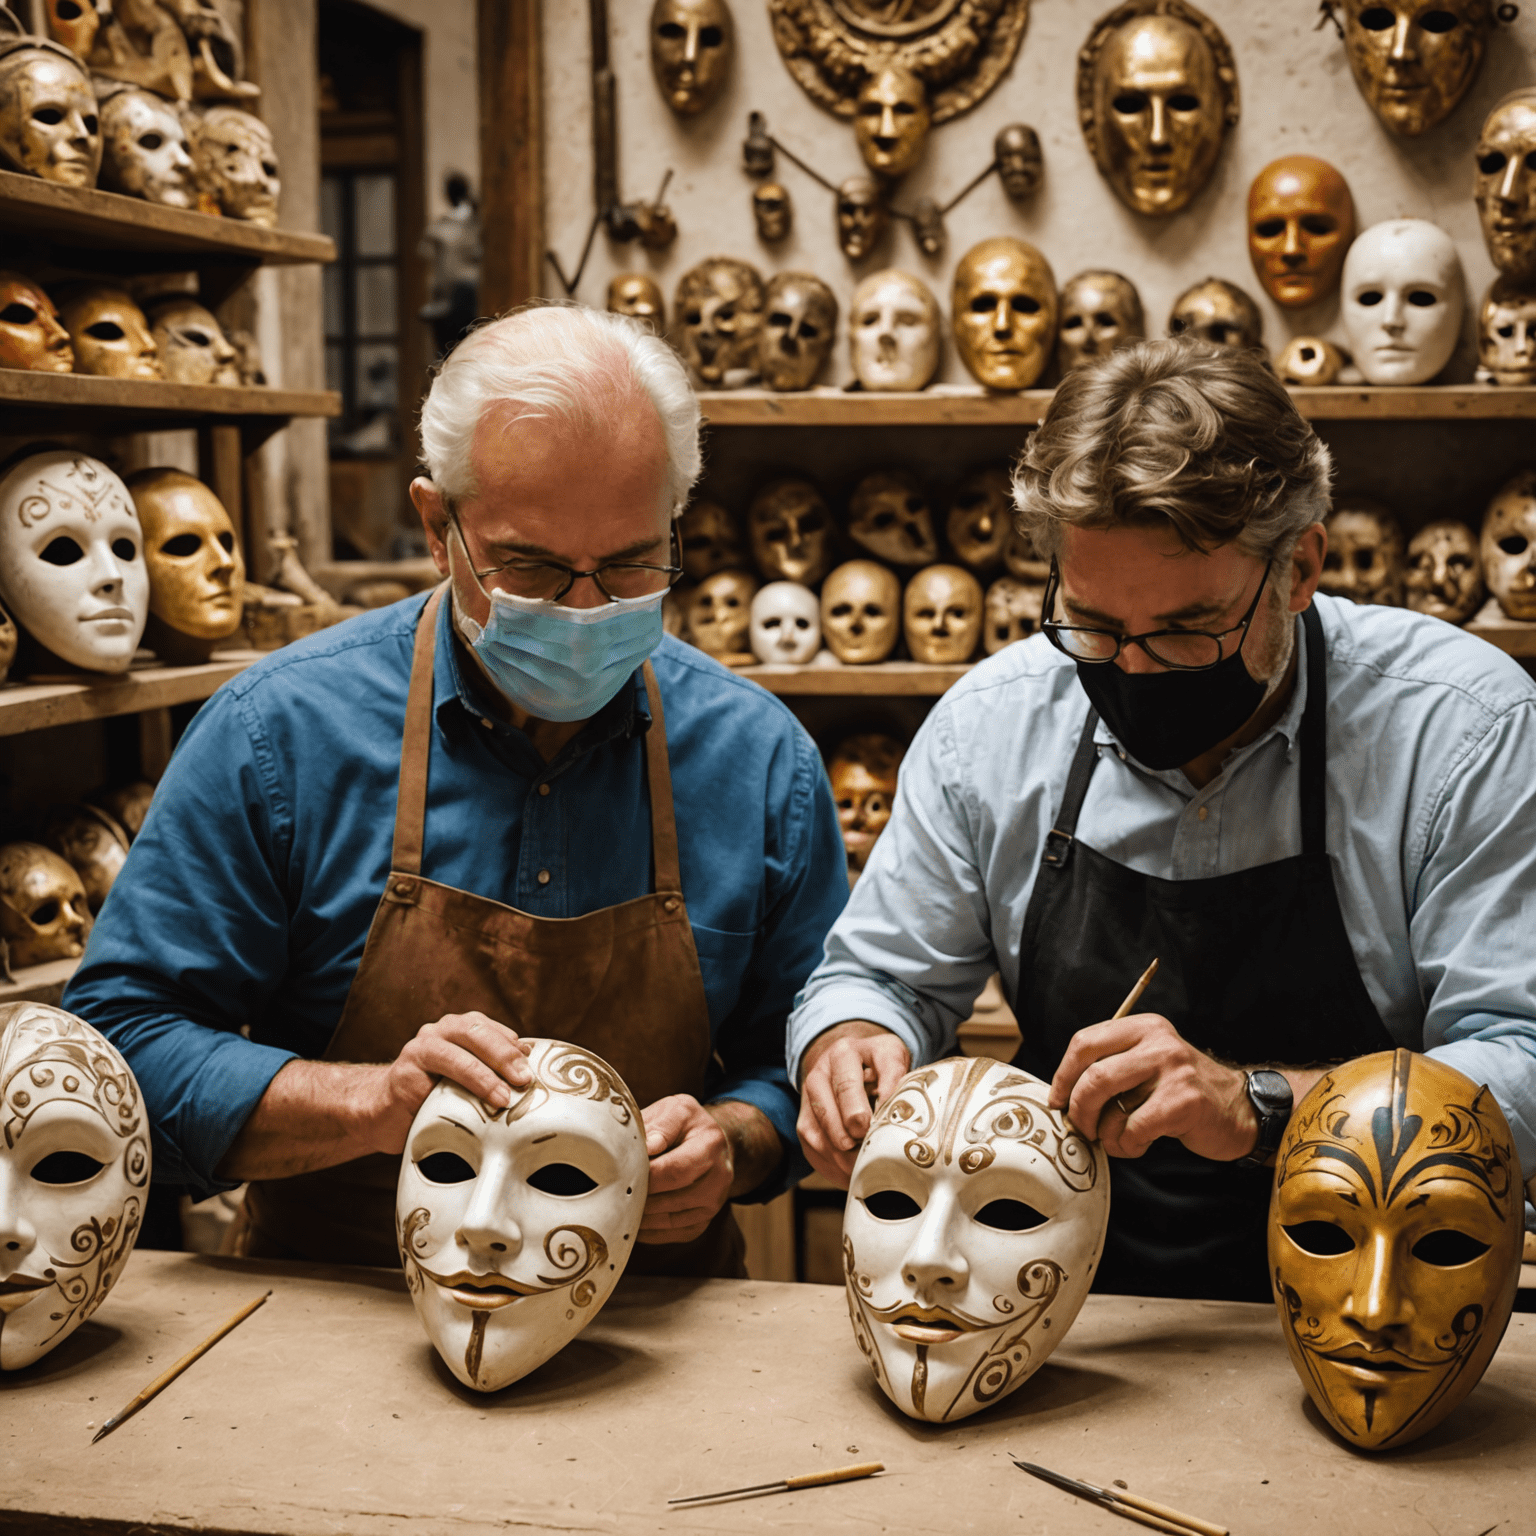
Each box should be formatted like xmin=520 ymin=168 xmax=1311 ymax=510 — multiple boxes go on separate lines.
xmin=1237 ymin=1069 xmax=1293 ymax=1167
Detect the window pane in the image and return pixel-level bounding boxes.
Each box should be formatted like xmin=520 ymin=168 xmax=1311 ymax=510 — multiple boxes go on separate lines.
xmin=355 ymin=264 xmax=396 ymax=337
xmin=356 ymin=343 xmax=398 ymax=411
xmin=325 ymin=343 xmax=345 ymax=396
xmin=323 ymin=265 xmax=344 ymax=337
xmin=354 ymin=174 xmax=396 ymax=257
xmin=321 ymin=175 xmax=343 ymax=241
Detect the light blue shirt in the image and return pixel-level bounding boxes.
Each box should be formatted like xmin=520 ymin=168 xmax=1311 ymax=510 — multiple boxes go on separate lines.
xmin=788 ymin=595 xmax=1536 ymax=1186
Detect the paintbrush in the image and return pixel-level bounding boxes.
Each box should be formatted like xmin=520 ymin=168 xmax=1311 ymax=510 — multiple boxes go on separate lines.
xmin=668 ymin=1460 xmax=884 ymax=1506
xmin=1104 ymin=957 xmax=1160 ymax=1117
xmin=1012 ymin=1459 xmax=1228 ymax=1536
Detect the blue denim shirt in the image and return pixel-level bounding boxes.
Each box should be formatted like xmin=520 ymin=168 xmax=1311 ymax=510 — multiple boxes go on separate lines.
xmin=66 ymin=591 xmax=847 ymax=1198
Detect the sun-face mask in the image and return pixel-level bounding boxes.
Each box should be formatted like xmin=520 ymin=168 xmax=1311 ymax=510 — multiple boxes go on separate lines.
xmin=827 ymin=733 xmax=903 ymax=877
xmin=649 ymin=0 xmax=732 ymax=118
xmin=1341 ymin=219 xmax=1464 ymax=386
xmin=849 ymin=269 xmax=940 ymax=392
xmin=749 ymin=580 xmax=820 ymax=665
xmin=1269 ymin=1049 xmax=1522 ymax=1450
xmin=1340 ymin=0 xmax=1494 ymax=139
xmin=0 ymin=271 xmax=73 ymax=374
xmin=1247 ymin=156 xmax=1356 ymax=309
xmin=0 ymin=1002 xmax=149 ymax=1371
xmin=397 ymin=1039 xmax=648 ymax=1393
xmin=1475 ymin=90 xmax=1536 ymax=286
xmin=1405 ymin=519 xmax=1483 ymax=624
xmin=952 ymin=238 xmax=1056 ymax=392
xmin=844 ymin=1056 xmax=1109 ymax=1423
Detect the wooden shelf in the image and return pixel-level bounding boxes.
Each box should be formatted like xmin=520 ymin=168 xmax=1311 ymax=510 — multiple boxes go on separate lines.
xmin=0 ymin=956 xmax=78 ymax=1007
xmin=735 ymin=660 xmax=971 ymax=696
xmin=1467 ymin=621 xmax=1536 ymax=657
xmin=0 ymin=370 xmax=339 ymax=432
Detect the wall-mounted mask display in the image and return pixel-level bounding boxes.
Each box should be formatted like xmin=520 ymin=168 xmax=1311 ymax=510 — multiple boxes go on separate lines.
xmin=848 ymin=471 xmax=938 ymax=568
xmin=42 ymin=0 xmax=100 ymax=58
xmin=43 ymin=804 xmax=129 ymax=913
xmin=1341 ymin=0 xmax=1493 ymax=138
xmin=827 ymin=733 xmax=903 ymax=877
xmin=1320 ymin=499 xmax=1406 ymax=606
xmin=1056 ymin=269 xmax=1145 ymax=374
xmin=854 ymin=65 xmax=929 ymax=179
xmin=1077 ymin=0 xmax=1238 ymax=218
xmin=1270 ymin=1049 xmax=1520 ymax=1450
xmin=1341 ymin=219 xmax=1464 ymax=386
xmin=836 ymin=176 xmax=887 ymax=262
xmin=749 ymin=580 xmax=820 ymax=665
xmin=945 ymin=467 xmax=1012 ymax=573
xmin=821 ymin=560 xmax=900 ymax=664
xmin=0 ymin=1002 xmax=148 ymax=1370
xmin=1480 ymin=469 xmax=1536 ymax=621
xmin=844 ymin=1056 xmax=1109 ymax=1423
xmin=649 ymin=0 xmax=732 ymax=118
xmin=748 ymin=478 xmax=833 ymax=586
xmin=191 ymin=107 xmax=279 ymax=225
xmin=606 ymin=273 xmax=665 ymax=327
xmin=397 ymin=1038 xmax=647 ymax=1392
xmin=985 ymin=575 xmax=1044 ymax=654
xmin=759 ymin=272 xmax=837 ymax=392
xmin=1247 ymin=156 xmax=1356 ymax=309
xmin=0 ymin=451 xmax=149 ymax=674
xmin=0 ymin=38 xmax=99 ymax=186
xmin=995 ymin=123 xmax=1043 ymax=202
xmin=685 ymin=569 xmax=757 ymax=659
xmin=0 ymin=272 xmax=73 ymax=374
xmin=1475 ymin=278 xmax=1536 ymax=385
xmin=752 ymin=182 xmax=791 ymax=243
xmin=0 ymin=844 xmax=92 ymax=968
xmin=953 ymin=239 xmax=1055 ymax=392
xmin=1405 ymin=519 xmax=1483 ymax=624
xmin=146 ymin=296 xmax=240 ymax=386
xmin=904 ymin=564 xmax=982 ymax=664
xmin=1168 ymin=277 xmax=1263 ymax=353
xmin=1277 ymin=335 xmax=1348 ymax=387
xmin=1474 ymin=90 xmax=1536 ymax=286
xmin=57 ymin=285 xmax=161 ymax=379
xmin=99 ymin=86 xmax=195 ymax=207
xmin=84 ymin=0 xmax=193 ymax=101
xmin=97 ymin=781 xmax=154 ymax=841
xmin=849 ymin=269 xmax=940 ymax=392
xmin=679 ymin=498 xmax=746 ymax=582
xmin=674 ymin=256 xmax=764 ymax=387
xmin=1004 ymin=524 xmax=1049 ymax=583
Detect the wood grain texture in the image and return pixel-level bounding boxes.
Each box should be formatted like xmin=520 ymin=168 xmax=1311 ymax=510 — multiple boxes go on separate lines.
xmin=478 ymin=0 xmax=544 ymax=310
xmin=0 ymin=372 xmax=340 ymax=423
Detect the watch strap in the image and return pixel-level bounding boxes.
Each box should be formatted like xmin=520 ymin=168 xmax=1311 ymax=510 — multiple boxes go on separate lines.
xmin=1237 ymin=1068 xmax=1293 ymax=1167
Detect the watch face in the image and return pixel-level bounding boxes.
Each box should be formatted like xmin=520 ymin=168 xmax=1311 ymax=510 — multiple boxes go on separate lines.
xmin=1251 ymin=1070 xmax=1293 ymax=1115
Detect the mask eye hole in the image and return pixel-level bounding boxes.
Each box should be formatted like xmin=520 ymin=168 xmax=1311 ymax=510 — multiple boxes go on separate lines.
xmin=162 ymin=533 xmax=202 ymax=557
xmin=658 ymin=20 xmax=684 ymax=38
xmin=30 ymin=1149 xmax=105 ymax=1184
xmin=0 ymin=302 xmax=37 ymax=324
xmin=218 ymin=531 xmax=235 ymax=553
xmin=1283 ymin=1220 xmax=1356 ymax=1256
xmin=32 ymin=106 xmax=64 ymax=125
xmin=1411 ymin=1229 xmax=1489 ymax=1266
xmin=527 ymin=1162 xmax=598 ymax=1196
xmin=1167 ymin=93 xmax=1200 ymax=112
xmin=1358 ymin=6 xmax=1395 ymax=28
xmin=698 ymin=24 xmax=723 ymax=46
xmin=40 ymin=536 xmax=84 ymax=566
xmin=112 ymin=537 xmax=138 ymax=561
xmin=975 ymin=1198 xmax=1047 ymax=1231
xmin=1419 ymin=9 xmax=1458 ymax=32
xmin=1112 ymin=91 xmax=1148 ymax=114
xmin=1356 ymin=289 xmax=1385 ymax=307
xmin=861 ymin=1188 xmax=921 ymax=1221
xmin=139 ymin=132 xmax=164 ymax=150
xmin=1479 ymin=150 xmax=1509 ymax=175
xmin=85 ymin=321 xmax=126 ymax=340
xmin=1498 ymin=533 xmax=1529 ymax=555
xmin=416 ymin=1151 xmax=476 ymax=1184
xmin=1301 ymin=215 xmax=1337 ymax=236
xmin=1407 ymin=290 xmax=1439 ymax=307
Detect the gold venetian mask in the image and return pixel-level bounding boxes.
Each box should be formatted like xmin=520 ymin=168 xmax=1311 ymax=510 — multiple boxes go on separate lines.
xmin=854 ymin=65 xmax=930 ymax=180
xmin=1474 ymin=91 xmax=1536 ymax=287
xmin=650 ymin=0 xmax=732 ymax=118
xmin=146 ymin=296 xmax=241 ymax=385
xmin=1248 ymin=156 xmax=1356 ymax=309
xmin=1477 ymin=277 xmax=1536 ymax=385
xmin=903 ymin=564 xmax=982 ymax=664
xmin=57 ymin=286 xmax=162 ymax=379
xmin=945 ymin=467 xmax=1012 ymax=572
xmin=1405 ymin=519 xmax=1483 ymax=624
xmin=837 ymin=176 xmax=888 ymax=262
xmin=759 ymin=271 xmax=838 ymax=392
xmin=1342 ymin=0 xmax=1493 ymax=139
xmin=827 ymin=733 xmax=903 ymax=876
xmin=748 ymin=478 xmax=833 ymax=585
xmin=126 ymin=468 xmax=245 ymax=649
xmin=606 ymin=273 xmax=665 ymax=327
xmin=995 ymin=123 xmax=1043 ymax=202
xmin=674 ymin=257 xmax=764 ymax=387
xmin=43 ymin=0 xmax=100 ymax=58
xmin=1321 ymin=500 xmax=1406 ymax=606
xmin=0 ymin=272 xmax=73 ymax=374
xmin=1167 ymin=277 xmax=1263 ymax=353
xmin=0 ymin=40 xmax=100 ymax=187
xmin=1057 ymin=269 xmax=1145 ymax=373
xmin=952 ymin=238 xmax=1056 ymax=392
xmin=1270 ymin=1049 xmax=1522 ymax=1450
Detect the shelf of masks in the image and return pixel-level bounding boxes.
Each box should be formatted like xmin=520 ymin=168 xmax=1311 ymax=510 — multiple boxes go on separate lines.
xmin=0 ymin=370 xmax=341 ymax=430
xmin=0 ymin=955 xmax=78 ymax=1007
xmin=0 ymin=170 xmax=335 ymax=267
xmin=734 ymin=660 xmax=972 ymax=696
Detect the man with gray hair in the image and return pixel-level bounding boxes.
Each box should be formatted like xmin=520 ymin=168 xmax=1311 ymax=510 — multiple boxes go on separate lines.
xmin=792 ymin=339 xmax=1536 ymax=1302
xmin=68 ymin=304 xmax=847 ymax=1276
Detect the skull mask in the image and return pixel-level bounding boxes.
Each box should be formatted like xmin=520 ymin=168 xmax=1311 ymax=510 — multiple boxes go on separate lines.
xmin=99 ymin=87 xmax=195 ymax=207
xmin=849 ymin=269 xmax=940 ymax=392
xmin=1277 ymin=336 xmax=1348 ymax=386
xmin=1168 ymin=277 xmax=1263 ymax=352
xmin=679 ymin=499 xmax=747 ymax=582
xmin=674 ymin=257 xmax=765 ymax=387
xmin=748 ymin=479 xmax=833 ymax=585
xmin=1269 ymin=1049 xmax=1521 ymax=1450
xmin=0 ymin=1003 xmax=149 ymax=1371
xmin=649 ymin=0 xmax=732 ymax=118
xmin=749 ymin=580 xmax=820 ymax=664
xmin=1342 ymin=219 xmax=1465 ymax=386
xmin=985 ymin=575 xmax=1044 ymax=654
xmin=904 ymin=564 xmax=982 ymax=664
xmin=1341 ymin=0 xmax=1493 ymax=139
xmin=849 ymin=471 xmax=938 ymax=568
xmin=57 ymin=286 xmax=161 ymax=379
xmin=606 ymin=273 xmax=664 ymax=327
xmin=0 ymin=844 xmax=92 ymax=968
xmin=1247 ymin=156 xmax=1356 ymax=309
xmin=836 ymin=176 xmax=888 ymax=262
xmin=0 ymin=272 xmax=73 ymax=374
xmin=952 ymin=238 xmax=1056 ymax=392
xmin=1321 ymin=500 xmax=1407 ymax=606
xmin=821 ymin=560 xmax=901 ymax=664
xmin=0 ymin=451 xmax=149 ymax=673
xmin=1474 ymin=90 xmax=1536 ymax=286
xmin=1475 ymin=278 xmax=1536 ymax=385
xmin=146 ymin=296 xmax=240 ymax=385
xmin=686 ymin=570 xmax=757 ymax=658
xmin=1056 ymin=270 xmax=1145 ymax=374
xmin=1480 ymin=469 xmax=1536 ymax=621
xmin=192 ymin=107 xmax=279 ymax=225
xmin=396 ymin=1039 xmax=648 ymax=1392
xmin=42 ymin=805 xmax=129 ymax=913
xmin=759 ymin=272 xmax=838 ymax=392
xmin=752 ymin=182 xmax=791 ymax=243
xmin=827 ymin=733 xmax=903 ymax=876
xmin=0 ymin=40 xmax=100 ymax=186
xmin=854 ymin=65 xmax=930 ymax=180
xmin=1405 ymin=519 xmax=1483 ymax=624
xmin=844 ymin=1056 xmax=1109 ymax=1422
xmin=945 ymin=467 xmax=1012 ymax=573
xmin=995 ymin=123 xmax=1042 ymax=202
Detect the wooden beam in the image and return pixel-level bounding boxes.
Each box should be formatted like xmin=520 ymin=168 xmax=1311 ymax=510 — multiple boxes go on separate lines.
xmin=478 ymin=0 xmax=543 ymax=311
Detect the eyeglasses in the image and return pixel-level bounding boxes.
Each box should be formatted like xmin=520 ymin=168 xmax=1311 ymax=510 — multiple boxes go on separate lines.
xmin=1041 ymin=556 xmax=1271 ymax=672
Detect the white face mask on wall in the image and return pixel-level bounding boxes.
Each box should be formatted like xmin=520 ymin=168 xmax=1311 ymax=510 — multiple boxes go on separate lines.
xmin=1341 ymin=219 xmax=1465 ymax=386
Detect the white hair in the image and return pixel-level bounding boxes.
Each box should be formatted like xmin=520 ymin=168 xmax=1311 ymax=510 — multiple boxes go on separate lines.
xmin=418 ymin=302 xmax=702 ymax=515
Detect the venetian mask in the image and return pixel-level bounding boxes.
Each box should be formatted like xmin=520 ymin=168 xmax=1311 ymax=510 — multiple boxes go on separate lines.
xmin=844 ymin=1056 xmax=1109 ymax=1423
xmin=0 ymin=1002 xmax=148 ymax=1371
xmin=192 ymin=107 xmax=279 ymax=225
xmin=0 ymin=40 xmax=100 ymax=186
xmin=0 ymin=272 xmax=73 ymax=374
xmin=1270 ymin=1049 xmax=1521 ymax=1450
xmin=1168 ymin=277 xmax=1263 ymax=353
xmin=1405 ymin=519 xmax=1483 ymax=624
xmin=42 ymin=805 xmax=128 ymax=913
xmin=748 ymin=478 xmax=833 ymax=586
xmin=995 ymin=124 xmax=1042 ymax=202
xmin=854 ymin=65 xmax=929 ymax=180
xmin=1004 ymin=524 xmax=1049 ymax=583
xmin=99 ymin=86 xmax=195 ymax=207
xmin=42 ymin=0 xmax=100 ymax=58
xmin=1056 ymin=270 xmax=1145 ymax=374
xmin=1078 ymin=1 xmax=1236 ymax=218
xmin=674 ymin=257 xmax=765 ymax=387
xmin=1341 ymin=0 xmax=1493 ymax=139
xmin=827 ymin=733 xmax=902 ymax=875
xmin=909 ymin=197 xmax=944 ymax=258
xmin=849 ymin=471 xmax=938 ymax=568
xmin=57 ymin=286 xmax=161 ymax=380
xmin=679 ymin=498 xmax=746 ymax=582
xmin=836 ymin=177 xmax=887 ymax=262
xmin=1277 ymin=336 xmax=1348 ymax=386
xmin=1320 ymin=499 xmax=1406 ymax=606
xmin=1247 ymin=156 xmax=1356 ymax=309
xmin=1476 ymin=278 xmax=1536 ymax=385
xmin=606 ymin=273 xmax=665 ymax=327
xmin=685 ymin=570 xmax=757 ymax=659
xmin=759 ymin=272 xmax=838 ymax=393
xmin=752 ymin=182 xmax=791 ymax=243
xmin=0 ymin=844 xmax=92 ymax=968
xmin=749 ymin=581 xmax=820 ymax=665
xmin=945 ymin=467 xmax=1012 ymax=573
xmin=985 ymin=576 xmax=1043 ymax=654
xmin=904 ymin=564 xmax=982 ymax=664
xmin=97 ymin=782 xmax=153 ymax=841
xmin=1480 ymin=469 xmax=1536 ymax=621
xmin=1474 ymin=90 xmax=1536 ymax=286
xmin=1341 ymin=219 xmax=1464 ymax=386
xmin=821 ymin=560 xmax=900 ymax=664
xmin=649 ymin=0 xmax=732 ymax=119
xmin=0 ymin=451 xmax=149 ymax=674
xmin=396 ymin=1038 xmax=647 ymax=1393
xmin=849 ymin=269 xmax=940 ymax=392
xmin=127 ymin=467 xmax=244 ymax=652
xmin=952 ymin=238 xmax=1056 ymax=392
xmin=146 ymin=296 xmax=240 ymax=385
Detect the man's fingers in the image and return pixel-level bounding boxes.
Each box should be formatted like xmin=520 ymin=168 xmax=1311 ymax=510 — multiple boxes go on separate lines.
xmin=647 ymin=1137 xmax=717 ymax=1194
xmin=408 ymin=1040 xmax=516 ymax=1109
xmin=640 ymin=1095 xmax=696 ymax=1156
xmin=1067 ymin=1047 xmax=1161 ymax=1142
xmin=1049 ymin=1015 xmax=1163 ymax=1109
xmin=429 ymin=1013 xmax=533 ymax=1086
xmin=827 ymin=1045 xmax=878 ymax=1139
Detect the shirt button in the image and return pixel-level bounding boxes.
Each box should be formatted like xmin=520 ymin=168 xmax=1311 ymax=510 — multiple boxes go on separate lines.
xmin=538 ymin=783 xmax=551 ymax=796
xmin=537 ymin=869 xmax=551 ymax=886
xmin=1198 ymin=806 xmax=1208 ymax=822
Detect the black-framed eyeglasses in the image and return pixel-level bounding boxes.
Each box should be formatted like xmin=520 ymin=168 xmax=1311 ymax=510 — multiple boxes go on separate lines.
xmin=1041 ymin=556 xmax=1271 ymax=671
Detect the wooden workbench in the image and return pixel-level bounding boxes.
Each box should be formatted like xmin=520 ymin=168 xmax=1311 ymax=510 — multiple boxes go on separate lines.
xmin=2 ymin=1251 xmax=1531 ymax=1535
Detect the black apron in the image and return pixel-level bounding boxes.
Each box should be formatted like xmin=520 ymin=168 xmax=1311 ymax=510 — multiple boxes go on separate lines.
xmin=1012 ymin=604 xmax=1394 ymax=1303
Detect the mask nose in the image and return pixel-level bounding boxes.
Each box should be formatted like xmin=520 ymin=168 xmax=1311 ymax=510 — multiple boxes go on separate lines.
xmin=1388 ymin=15 xmax=1416 ymax=65
xmin=1380 ymin=289 xmax=1407 ymax=335
xmin=879 ymin=103 xmax=898 ymax=143
xmin=901 ymin=1187 xmax=969 ymax=1300
xmin=1148 ymin=94 xmax=1169 ymax=150
xmin=0 ymin=1170 xmax=37 ymax=1275
xmin=455 ymin=1160 xmax=523 ymax=1264
xmin=1343 ymin=1230 xmax=1413 ymax=1339
xmin=993 ymin=298 xmax=1015 ymax=339
xmin=1498 ymin=154 xmax=1522 ymax=203
xmin=682 ymin=22 xmax=699 ymax=64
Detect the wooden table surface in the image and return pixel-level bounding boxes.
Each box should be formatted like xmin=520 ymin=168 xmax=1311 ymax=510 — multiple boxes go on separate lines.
xmin=2 ymin=1251 xmax=1531 ymax=1535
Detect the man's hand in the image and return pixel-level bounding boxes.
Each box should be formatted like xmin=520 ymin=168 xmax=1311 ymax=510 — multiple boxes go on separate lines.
xmin=797 ymin=1021 xmax=911 ymax=1187
xmin=639 ymin=1096 xmax=740 ymax=1244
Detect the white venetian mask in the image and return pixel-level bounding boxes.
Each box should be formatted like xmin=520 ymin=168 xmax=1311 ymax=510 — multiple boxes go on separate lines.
xmin=1341 ymin=219 xmax=1465 ymax=386
xmin=749 ymin=580 xmax=820 ymax=664
xmin=396 ymin=1039 xmax=648 ymax=1393
xmin=843 ymin=1056 xmax=1109 ymax=1423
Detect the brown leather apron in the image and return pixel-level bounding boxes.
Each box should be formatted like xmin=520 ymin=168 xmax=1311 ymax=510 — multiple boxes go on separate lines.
xmin=240 ymin=587 xmax=745 ymax=1277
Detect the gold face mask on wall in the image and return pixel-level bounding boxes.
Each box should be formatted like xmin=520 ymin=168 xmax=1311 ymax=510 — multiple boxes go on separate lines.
xmin=1477 ymin=278 xmax=1536 ymax=385
xmin=759 ymin=271 xmax=838 ymax=392
xmin=1270 ymin=1050 xmax=1522 ymax=1450
xmin=673 ymin=257 xmax=765 ymax=387
xmin=952 ymin=238 xmax=1056 ymax=392
xmin=854 ymin=65 xmax=930 ymax=180
xmin=0 ymin=272 xmax=73 ymax=374
xmin=1474 ymin=90 xmax=1536 ymax=287
xmin=1341 ymin=0 xmax=1494 ymax=139
xmin=606 ymin=273 xmax=665 ymax=327
xmin=127 ymin=468 xmax=245 ymax=652
xmin=650 ymin=0 xmax=732 ymax=118
xmin=1056 ymin=269 xmax=1145 ymax=374
xmin=1167 ymin=277 xmax=1263 ymax=353
xmin=1248 ymin=156 xmax=1356 ymax=308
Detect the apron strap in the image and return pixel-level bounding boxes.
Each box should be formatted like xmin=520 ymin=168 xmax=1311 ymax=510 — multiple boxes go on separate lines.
xmin=391 ymin=585 xmax=446 ymax=876
xmin=1298 ymin=602 xmax=1328 ymax=858
xmin=641 ymin=660 xmax=683 ymax=895
xmin=1042 ymin=708 xmax=1102 ymax=868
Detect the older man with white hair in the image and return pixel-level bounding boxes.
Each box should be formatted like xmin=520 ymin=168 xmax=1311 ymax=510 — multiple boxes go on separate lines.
xmin=67 ymin=304 xmax=847 ymax=1276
